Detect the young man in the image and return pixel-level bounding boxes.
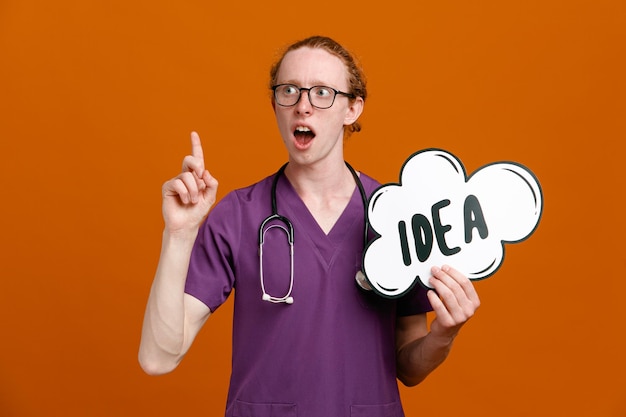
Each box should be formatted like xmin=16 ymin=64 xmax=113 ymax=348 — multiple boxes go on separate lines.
xmin=139 ymin=36 xmax=480 ymax=417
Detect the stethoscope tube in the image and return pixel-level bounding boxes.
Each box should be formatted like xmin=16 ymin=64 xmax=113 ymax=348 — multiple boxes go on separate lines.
xmin=259 ymin=213 xmax=295 ymax=304
xmin=258 ymin=162 xmax=369 ymax=304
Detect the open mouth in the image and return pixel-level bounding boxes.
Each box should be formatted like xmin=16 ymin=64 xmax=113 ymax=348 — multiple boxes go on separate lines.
xmin=294 ymin=126 xmax=315 ymax=146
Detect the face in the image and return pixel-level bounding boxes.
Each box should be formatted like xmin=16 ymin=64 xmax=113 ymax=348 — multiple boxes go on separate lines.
xmin=273 ymin=47 xmax=363 ymax=167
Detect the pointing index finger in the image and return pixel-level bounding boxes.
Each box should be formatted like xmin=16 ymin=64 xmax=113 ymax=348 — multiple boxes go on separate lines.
xmin=190 ymin=131 xmax=205 ymax=170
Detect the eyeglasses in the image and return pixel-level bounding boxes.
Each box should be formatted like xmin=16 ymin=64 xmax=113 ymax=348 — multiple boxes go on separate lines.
xmin=272 ymin=84 xmax=355 ymax=109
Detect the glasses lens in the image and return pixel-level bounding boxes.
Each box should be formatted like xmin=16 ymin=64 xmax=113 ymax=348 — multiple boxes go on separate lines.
xmin=274 ymin=84 xmax=300 ymax=106
xmin=309 ymin=86 xmax=335 ymax=109
xmin=273 ymin=85 xmax=342 ymax=108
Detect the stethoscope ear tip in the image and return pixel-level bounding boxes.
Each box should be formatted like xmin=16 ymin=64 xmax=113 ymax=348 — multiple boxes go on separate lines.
xmin=262 ymin=293 xmax=295 ymax=304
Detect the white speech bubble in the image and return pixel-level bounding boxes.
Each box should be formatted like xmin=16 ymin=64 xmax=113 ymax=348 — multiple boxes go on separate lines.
xmin=362 ymin=149 xmax=543 ymax=298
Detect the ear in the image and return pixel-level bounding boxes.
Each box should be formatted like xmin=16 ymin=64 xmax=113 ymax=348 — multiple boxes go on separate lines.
xmin=343 ymin=96 xmax=364 ymax=127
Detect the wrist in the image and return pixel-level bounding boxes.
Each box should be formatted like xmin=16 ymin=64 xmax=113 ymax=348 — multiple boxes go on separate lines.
xmin=426 ymin=328 xmax=458 ymax=348
xmin=162 ymin=227 xmax=199 ymax=246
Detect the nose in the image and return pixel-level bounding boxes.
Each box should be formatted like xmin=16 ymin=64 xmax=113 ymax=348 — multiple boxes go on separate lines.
xmin=295 ymin=89 xmax=313 ymax=114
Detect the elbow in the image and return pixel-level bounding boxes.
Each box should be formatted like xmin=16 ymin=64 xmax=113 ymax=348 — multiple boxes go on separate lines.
xmin=139 ymin=361 xmax=174 ymax=376
xmin=138 ymin=352 xmax=179 ymax=376
xmin=397 ymin=372 xmax=425 ymax=388
xmin=397 ymin=377 xmax=416 ymax=388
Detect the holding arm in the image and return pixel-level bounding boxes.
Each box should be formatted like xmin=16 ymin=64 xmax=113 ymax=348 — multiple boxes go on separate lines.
xmin=395 ymin=265 xmax=480 ymax=386
xmin=138 ymin=132 xmax=219 ymax=375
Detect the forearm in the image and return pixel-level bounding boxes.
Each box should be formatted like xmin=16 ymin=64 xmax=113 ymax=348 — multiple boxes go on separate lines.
xmin=138 ymin=229 xmax=200 ymax=374
xmin=396 ymin=266 xmax=480 ymax=386
xmin=396 ymin=331 xmax=455 ymax=387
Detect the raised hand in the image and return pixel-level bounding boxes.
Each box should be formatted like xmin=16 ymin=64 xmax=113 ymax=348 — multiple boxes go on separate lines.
xmin=161 ymin=132 xmax=218 ymax=233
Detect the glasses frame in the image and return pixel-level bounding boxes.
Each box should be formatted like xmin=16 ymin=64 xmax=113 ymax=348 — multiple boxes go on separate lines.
xmin=271 ymin=84 xmax=356 ymax=109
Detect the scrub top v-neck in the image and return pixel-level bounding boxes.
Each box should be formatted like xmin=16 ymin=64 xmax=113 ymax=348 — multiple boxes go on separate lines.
xmin=273 ymin=172 xmax=366 ymax=270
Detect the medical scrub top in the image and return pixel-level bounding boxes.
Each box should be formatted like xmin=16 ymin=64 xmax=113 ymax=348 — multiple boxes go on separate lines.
xmin=185 ymin=169 xmax=432 ymax=417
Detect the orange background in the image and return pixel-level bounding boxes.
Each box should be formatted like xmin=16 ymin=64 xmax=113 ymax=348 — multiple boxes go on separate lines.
xmin=1 ymin=1 xmax=625 ymax=416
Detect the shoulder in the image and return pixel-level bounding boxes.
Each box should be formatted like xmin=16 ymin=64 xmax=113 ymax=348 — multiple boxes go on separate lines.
xmin=357 ymin=171 xmax=382 ymax=195
xmin=215 ymin=172 xmax=275 ymax=208
xmin=205 ymin=171 xmax=277 ymax=227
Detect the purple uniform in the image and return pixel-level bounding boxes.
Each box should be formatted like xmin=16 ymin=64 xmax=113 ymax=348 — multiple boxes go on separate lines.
xmin=186 ymin=170 xmax=432 ymax=417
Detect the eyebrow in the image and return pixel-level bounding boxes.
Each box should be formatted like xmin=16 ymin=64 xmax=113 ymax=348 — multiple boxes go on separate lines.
xmin=277 ymin=79 xmax=341 ymax=88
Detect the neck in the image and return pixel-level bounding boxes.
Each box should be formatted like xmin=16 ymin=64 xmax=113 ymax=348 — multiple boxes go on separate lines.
xmin=282 ymin=160 xmax=360 ymax=235
xmin=284 ymin=159 xmax=355 ymax=198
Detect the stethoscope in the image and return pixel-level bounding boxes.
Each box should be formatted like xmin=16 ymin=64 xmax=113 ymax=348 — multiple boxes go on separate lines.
xmin=259 ymin=162 xmax=370 ymax=304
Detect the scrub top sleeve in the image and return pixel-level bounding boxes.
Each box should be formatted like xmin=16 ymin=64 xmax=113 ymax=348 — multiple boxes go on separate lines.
xmin=185 ymin=193 xmax=240 ymax=312
xmin=396 ymin=283 xmax=433 ymax=317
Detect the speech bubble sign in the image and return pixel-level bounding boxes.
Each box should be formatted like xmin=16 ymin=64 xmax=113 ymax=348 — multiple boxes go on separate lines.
xmin=362 ymin=149 xmax=543 ymax=298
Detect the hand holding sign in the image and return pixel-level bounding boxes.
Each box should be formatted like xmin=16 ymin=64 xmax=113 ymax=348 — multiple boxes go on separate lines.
xmin=362 ymin=149 xmax=543 ymax=298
